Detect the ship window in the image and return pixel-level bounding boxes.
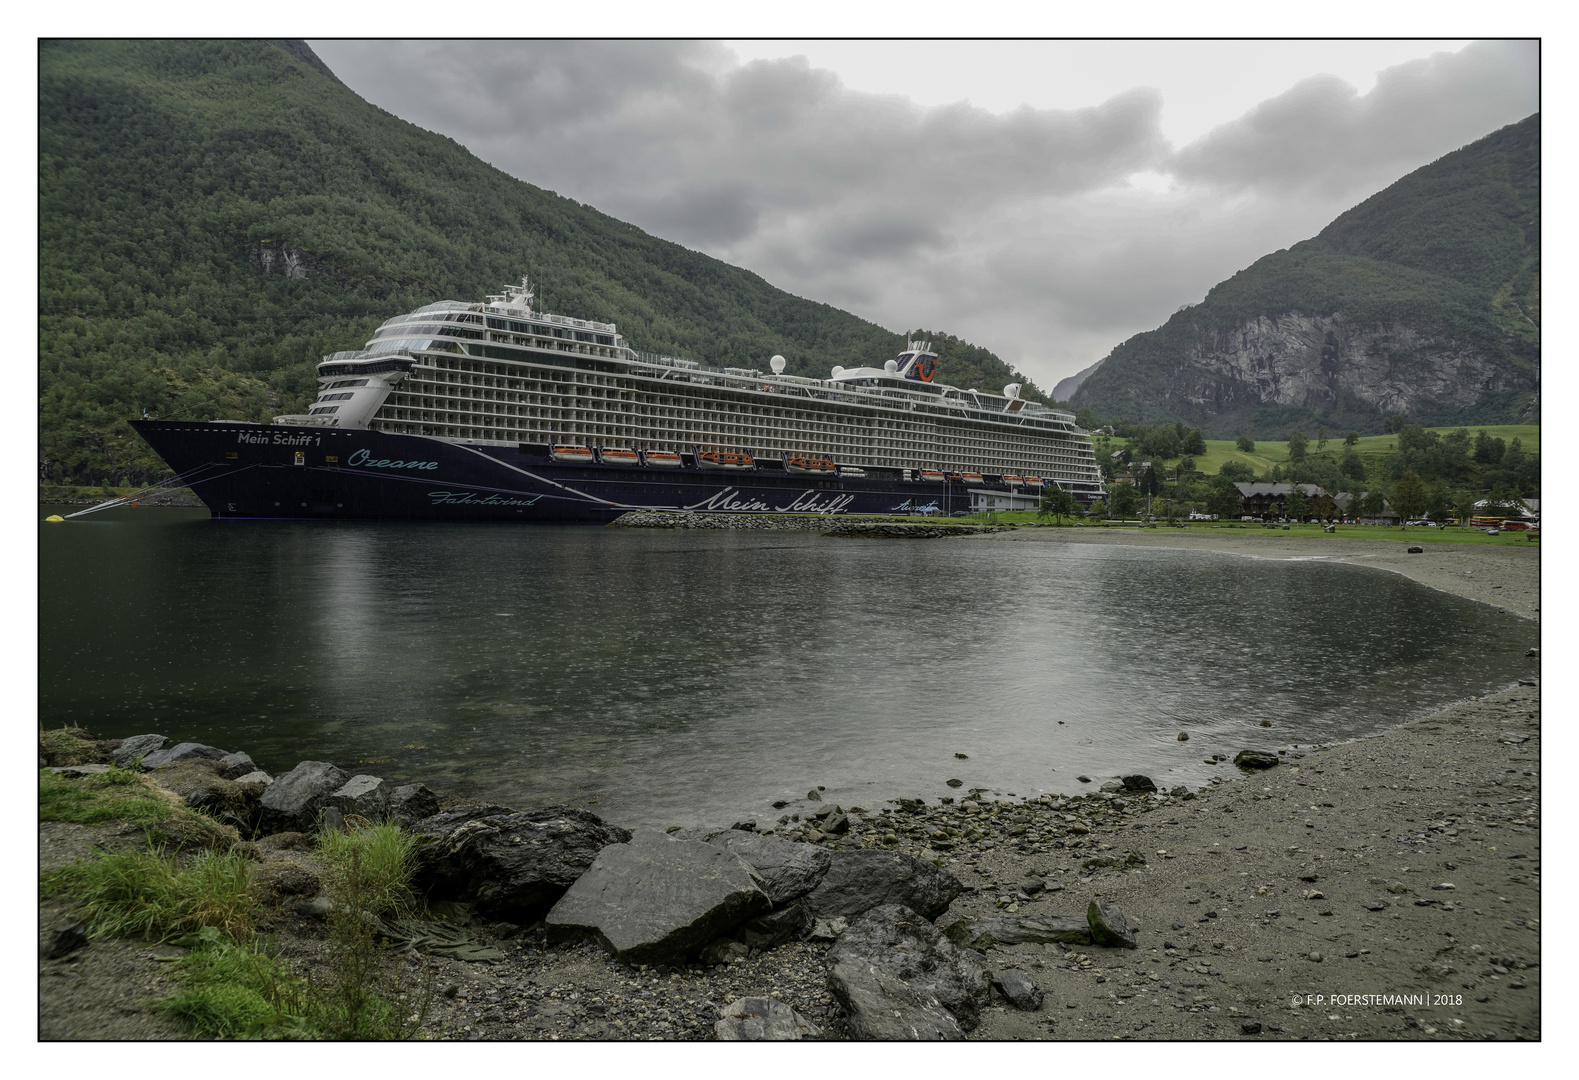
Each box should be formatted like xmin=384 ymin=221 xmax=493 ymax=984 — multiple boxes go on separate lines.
xmin=309 ymin=406 xmax=340 ymax=415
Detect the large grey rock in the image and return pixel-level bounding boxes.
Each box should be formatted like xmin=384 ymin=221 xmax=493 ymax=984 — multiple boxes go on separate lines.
xmin=827 ymin=903 xmax=991 ymax=1039
xmin=708 ymin=831 xmax=832 ymax=905
xmin=141 ymin=741 xmax=227 ymax=770
xmin=112 ymin=734 xmax=169 ymax=769
xmin=714 ymin=997 xmax=822 ymax=1041
xmin=257 ymin=761 xmax=350 ymax=834
xmin=993 ymin=970 xmax=1044 ymax=1011
xmin=545 ymin=829 xmax=771 ymax=964
xmin=390 ymin=783 xmax=440 ymax=825
xmin=325 ymin=775 xmax=390 ymax=820
xmin=1087 ymin=898 xmax=1137 ymax=949
xmin=804 ymin=850 xmax=962 ymax=920
xmin=218 ymin=751 xmax=259 ymax=780
xmin=1120 ymin=774 xmax=1157 ymax=793
xmin=47 ymin=764 xmax=111 ymax=778
xmin=1234 ymin=750 xmax=1280 ymax=770
xmin=413 ymin=804 xmax=632 ymax=922
xmin=232 ymin=770 xmax=273 ymax=786
xmin=940 ymin=913 xmax=1091 ymax=950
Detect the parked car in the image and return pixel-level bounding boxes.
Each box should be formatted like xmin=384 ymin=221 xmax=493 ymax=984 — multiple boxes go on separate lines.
xmin=1404 ymin=520 xmax=1438 ymax=527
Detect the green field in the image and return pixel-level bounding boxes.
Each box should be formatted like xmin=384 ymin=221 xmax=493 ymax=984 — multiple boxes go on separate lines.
xmin=1104 ymin=425 xmax=1538 ymax=476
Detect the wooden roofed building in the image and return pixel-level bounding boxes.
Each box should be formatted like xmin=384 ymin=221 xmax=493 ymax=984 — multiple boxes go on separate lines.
xmin=1232 ymin=482 xmax=1333 ymax=521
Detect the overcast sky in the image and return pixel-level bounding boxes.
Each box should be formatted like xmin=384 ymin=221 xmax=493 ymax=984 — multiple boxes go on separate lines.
xmin=309 ymin=39 xmax=1538 ymax=392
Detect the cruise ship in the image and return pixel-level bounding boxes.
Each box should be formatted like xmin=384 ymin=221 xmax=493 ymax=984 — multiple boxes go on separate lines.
xmin=131 ymin=278 xmax=1104 ymax=522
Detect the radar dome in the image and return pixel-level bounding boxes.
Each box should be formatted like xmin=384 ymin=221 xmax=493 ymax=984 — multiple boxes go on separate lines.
xmin=1003 ymin=382 xmax=1022 ymax=399
xmin=884 ymin=359 xmax=899 ymax=373
xmin=770 ymin=355 xmax=787 ymax=374
xmin=831 ymin=366 xmax=845 ymax=378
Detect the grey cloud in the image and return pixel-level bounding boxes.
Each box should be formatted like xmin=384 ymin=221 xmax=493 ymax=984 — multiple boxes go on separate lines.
xmin=1169 ymin=40 xmax=1539 ymax=196
xmin=308 ymin=40 xmax=1538 ymax=390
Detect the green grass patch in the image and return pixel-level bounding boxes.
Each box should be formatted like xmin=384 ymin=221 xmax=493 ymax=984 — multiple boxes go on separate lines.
xmin=1106 ymin=425 xmax=1537 ymax=475
xmin=39 ymin=767 xmax=176 ymax=825
xmin=39 ymin=726 xmax=100 ymax=767
xmin=156 ymin=927 xmax=317 ymax=1039
xmin=41 ymin=845 xmax=257 ymax=941
xmin=316 ymin=822 xmax=417 ymax=921
xmin=314 ymin=821 xmax=430 ymax=1039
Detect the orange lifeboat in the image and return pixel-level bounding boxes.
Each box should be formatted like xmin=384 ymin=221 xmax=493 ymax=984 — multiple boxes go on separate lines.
xmin=786 ymin=455 xmax=836 ymax=476
xmin=959 ymin=471 xmax=984 ymax=484
xmin=643 ymin=451 xmax=684 ymax=468
xmin=599 ymin=448 xmax=640 ymax=467
xmin=697 ymin=450 xmax=755 ymax=471
xmin=919 ymin=469 xmax=946 ymax=482
xmin=551 ymin=445 xmax=595 ymax=464
xmin=1002 ymin=474 xmax=1024 ymax=486
xmin=1022 ymin=476 xmax=1045 ymax=488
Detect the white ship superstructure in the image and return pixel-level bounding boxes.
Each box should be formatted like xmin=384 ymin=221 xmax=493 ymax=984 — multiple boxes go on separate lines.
xmin=276 ymin=278 xmax=1103 ymax=495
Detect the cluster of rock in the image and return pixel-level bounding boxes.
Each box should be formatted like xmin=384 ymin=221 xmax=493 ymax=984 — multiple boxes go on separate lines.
xmin=81 ymin=735 xmax=442 ymax=840
xmin=821 ymin=522 xmax=1013 ymax=539
xmin=608 ymin=512 xmax=1013 ymax=538
xmin=610 ymin=512 xmax=836 ymax=531
xmin=46 ymin=732 xmax=1280 ymax=1040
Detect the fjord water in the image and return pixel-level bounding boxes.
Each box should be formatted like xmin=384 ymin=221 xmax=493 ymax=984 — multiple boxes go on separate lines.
xmin=40 ymin=509 xmax=1532 ymax=828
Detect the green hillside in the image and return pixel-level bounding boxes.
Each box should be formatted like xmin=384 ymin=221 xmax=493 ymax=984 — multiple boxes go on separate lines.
xmin=1073 ymin=114 xmax=1540 ymax=438
xmin=40 ymin=39 xmax=1044 ymax=485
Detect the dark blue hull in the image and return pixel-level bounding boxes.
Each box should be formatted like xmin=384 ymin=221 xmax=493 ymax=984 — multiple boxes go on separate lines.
xmin=131 ymin=421 xmax=981 ymax=522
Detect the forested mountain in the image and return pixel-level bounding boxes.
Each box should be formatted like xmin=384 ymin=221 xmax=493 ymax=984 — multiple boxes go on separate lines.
xmin=1072 ymin=114 xmax=1540 ymax=438
xmin=40 ymin=39 xmax=1045 ymax=485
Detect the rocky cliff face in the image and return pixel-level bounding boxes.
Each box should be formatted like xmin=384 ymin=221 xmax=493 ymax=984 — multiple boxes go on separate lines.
xmin=1072 ymin=114 xmax=1540 ymax=436
xmin=1171 ymin=313 xmax=1525 ymax=418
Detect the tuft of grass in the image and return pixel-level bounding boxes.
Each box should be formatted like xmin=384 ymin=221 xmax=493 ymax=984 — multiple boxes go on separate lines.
xmin=157 ymin=927 xmax=316 ymax=1039
xmin=39 ymin=726 xmax=99 ymax=767
xmin=314 ymin=821 xmax=431 ymax=1039
xmin=39 ymin=767 xmax=176 ymax=825
xmin=41 ymin=845 xmax=256 ymax=941
xmin=316 ymin=822 xmax=417 ymax=920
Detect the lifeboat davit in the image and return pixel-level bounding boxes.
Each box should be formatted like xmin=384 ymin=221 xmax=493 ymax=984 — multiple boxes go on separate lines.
xmin=551 ymin=445 xmax=595 ymax=464
xmin=599 ymin=448 xmax=640 ymax=467
xmin=786 ymin=455 xmax=836 ymax=476
xmin=697 ymin=450 xmax=755 ymax=471
xmin=919 ymin=469 xmax=946 ymax=482
xmin=642 ymin=451 xmax=684 ymax=468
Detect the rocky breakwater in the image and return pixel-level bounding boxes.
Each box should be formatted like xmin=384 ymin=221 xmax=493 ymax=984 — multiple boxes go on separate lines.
xmin=821 ymin=522 xmax=1012 ymax=539
xmin=609 ymin=511 xmax=1013 ymax=537
xmin=610 ymin=511 xmax=833 ymax=531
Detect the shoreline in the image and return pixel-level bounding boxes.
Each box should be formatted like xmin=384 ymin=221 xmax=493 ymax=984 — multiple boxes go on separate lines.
xmin=40 ymin=534 xmax=1539 ymax=1042
xmin=989 ymin=528 xmax=1540 ymax=622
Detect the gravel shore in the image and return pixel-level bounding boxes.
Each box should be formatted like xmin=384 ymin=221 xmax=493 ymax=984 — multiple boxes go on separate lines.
xmin=39 ymin=533 xmax=1539 ymax=1043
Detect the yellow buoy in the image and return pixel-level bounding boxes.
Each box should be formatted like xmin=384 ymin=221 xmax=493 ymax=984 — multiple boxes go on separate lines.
xmin=44 ymin=515 xmax=65 ymax=523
